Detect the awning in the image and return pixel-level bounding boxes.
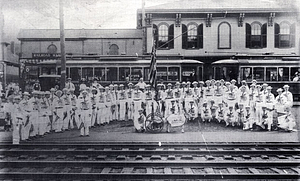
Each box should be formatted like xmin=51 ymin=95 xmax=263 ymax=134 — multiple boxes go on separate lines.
xmin=20 ymin=59 xmax=59 ymax=65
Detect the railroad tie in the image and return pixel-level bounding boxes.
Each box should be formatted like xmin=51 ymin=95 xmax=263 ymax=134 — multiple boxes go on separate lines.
xmin=261 ymin=155 xmax=269 ymax=159
xmin=224 ymin=155 xmax=234 ymax=160
xmin=167 ymin=155 xmax=176 ymax=160
xmin=270 ymin=167 xmax=285 ymax=174
xmin=204 ymin=167 xmax=214 ymax=174
xmin=277 ymin=155 xmax=287 ymax=159
xmin=150 ymin=155 xmax=161 ymax=160
xmin=36 ymin=155 xmax=48 ymax=160
xmin=146 ymin=167 xmax=153 ymax=174
xmin=248 ymin=168 xmax=260 ymax=174
xmin=292 ymin=155 xmax=300 ymax=159
xmin=81 ymin=167 xmax=92 ymax=173
xmin=101 ymin=167 xmax=111 ymax=173
xmin=183 ymin=167 xmax=193 ymax=174
xmin=121 ymin=167 xmax=134 ymax=173
xmin=96 ymin=155 xmax=106 ymax=160
xmin=242 ymin=155 xmax=251 ymax=159
xmin=164 ymin=167 xmax=172 ymax=174
xmin=56 ymin=155 xmax=66 ymax=159
xmin=116 ymin=155 xmax=126 ymax=160
xmin=227 ymin=168 xmax=238 ymax=174
xmin=181 ymin=155 xmax=193 ymax=160
xmin=18 ymin=155 xmax=28 ymax=160
xmin=75 ymin=155 xmax=89 ymax=160
xmin=135 ymin=155 xmax=143 ymax=160
xmin=61 ymin=167 xmax=71 ymax=173
xmin=205 ymin=155 xmax=215 ymax=160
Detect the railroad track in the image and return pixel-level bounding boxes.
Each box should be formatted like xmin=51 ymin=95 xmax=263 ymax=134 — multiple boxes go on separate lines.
xmin=0 ymin=142 xmax=299 ymax=180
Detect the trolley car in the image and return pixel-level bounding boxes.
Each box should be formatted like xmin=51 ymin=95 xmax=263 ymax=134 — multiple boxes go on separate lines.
xmin=38 ymin=59 xmax=203 ymax=92
xmin=212 ymin=57 xmax=300 ymax=100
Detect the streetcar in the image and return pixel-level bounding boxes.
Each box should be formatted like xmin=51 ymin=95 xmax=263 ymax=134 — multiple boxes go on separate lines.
xmin=37 ymin=58 xmax=203 ymax=93
xmin=212 ymin=57 xmax=300 ymax=100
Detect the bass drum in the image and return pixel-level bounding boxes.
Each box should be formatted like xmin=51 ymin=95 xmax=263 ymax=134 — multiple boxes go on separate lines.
xmin=145 ymin=113 xmax=164 ymax=133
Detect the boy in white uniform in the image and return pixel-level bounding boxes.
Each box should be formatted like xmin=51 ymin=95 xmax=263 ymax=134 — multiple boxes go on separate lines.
xmin=77 ymin=90 xmax=92 ymax=136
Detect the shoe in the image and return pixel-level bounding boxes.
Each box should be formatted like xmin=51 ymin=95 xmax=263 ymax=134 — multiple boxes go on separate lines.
xmin=80 ymin=135 xmax=84 ymax=137
xmin=181 ymin=129 xmax=184 ymax=133
xmin=86 ymin=135 xmax=90 ymax=137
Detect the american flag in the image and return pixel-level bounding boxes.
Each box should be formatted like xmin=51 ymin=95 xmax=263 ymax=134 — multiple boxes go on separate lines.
xmin=149 ymin=43 xmax=156 ymax=88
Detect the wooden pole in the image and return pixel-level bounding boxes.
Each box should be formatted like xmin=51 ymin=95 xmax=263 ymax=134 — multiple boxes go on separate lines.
xmin=59 ymin=0 xmax=66 ymax=89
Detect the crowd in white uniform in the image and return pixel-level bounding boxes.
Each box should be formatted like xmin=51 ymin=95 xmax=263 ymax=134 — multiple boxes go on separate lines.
xmin=4 ymin=77 xmax=296 ymax=144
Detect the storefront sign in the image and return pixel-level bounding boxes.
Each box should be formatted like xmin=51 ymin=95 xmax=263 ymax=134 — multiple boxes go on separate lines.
xmin=182 ymin=71 xmax=193 ymax=76
xmin=32 ymin=53 xmax=61 ymax=58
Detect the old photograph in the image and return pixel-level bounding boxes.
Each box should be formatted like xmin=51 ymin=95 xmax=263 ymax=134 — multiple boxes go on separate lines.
xmin=0 ymin=0 xmax=300 ymax=180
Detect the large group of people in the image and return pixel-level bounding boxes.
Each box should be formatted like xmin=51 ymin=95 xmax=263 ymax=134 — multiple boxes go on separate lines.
xmin=2 ymin=77 xmax=297 ymax=144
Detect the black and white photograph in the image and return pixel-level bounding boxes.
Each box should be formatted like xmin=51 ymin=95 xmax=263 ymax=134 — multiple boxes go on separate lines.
xmin=0 ymin=0 xmax=300 ymax=180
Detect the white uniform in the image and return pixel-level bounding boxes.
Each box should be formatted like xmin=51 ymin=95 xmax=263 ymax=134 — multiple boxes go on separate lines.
xmin=28 ymin=97 xmax=40 ymax=136
xmin=77 ymin=95 xmax=92 ymax=136
xmin=39 ymin=98 xmax=51 ymax=135
xmin=12 ymin=102 xmax=25 ymax=144
xmin=90 ymin=94 xmax=98 ymax=127
xmin=52 ymin=97 xmax=65 ymax=132
xmin=118 ymin=90 xmax=127 ymax=121
xmin=132 ymin=90 xmax=144 ymax=130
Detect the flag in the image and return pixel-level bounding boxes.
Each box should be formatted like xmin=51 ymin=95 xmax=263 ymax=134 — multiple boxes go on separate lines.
xmin=149 ymin=44 xmax=157 ymax=88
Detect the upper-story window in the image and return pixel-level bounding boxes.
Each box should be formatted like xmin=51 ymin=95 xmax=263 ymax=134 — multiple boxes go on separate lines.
xmin=182 ymin=23 xmax=203 ymax=49
xmin=218 ymin=22 xmax=231 ymax=49
xmin=153 ymin=23 xmax=174 ymax=49
xmin=109 ymin=44 xmax=119 ymax=55
xmin=246 ymin=22 xmax=267 ymax=48
xmin=47 ymin=44 xmax=57 ymax=54
xmin=275 ymin=22 xmax=295 ymax=48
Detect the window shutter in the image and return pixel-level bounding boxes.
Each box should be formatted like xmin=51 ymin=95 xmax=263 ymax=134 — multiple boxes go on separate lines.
xmin=245 ymin=23 xmax=251 ymax=48
xmin=274 ymin=23 xmax=280 ymax=48
xmin=182 ymin=24 xmax=187 ymax=49
xmin=153 ymin=24 xmax=158 ymax=48
xmin=261 ymin=23 xmax=267 ymax=48
xmin=290 ymin=23 xmax=295 ymax=47
xmin=168 ymin=24 xmax=174 ymax=49
xmin=198 ymin=24 xmax=203 ymax=49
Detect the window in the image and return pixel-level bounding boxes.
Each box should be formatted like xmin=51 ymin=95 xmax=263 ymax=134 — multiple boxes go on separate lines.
xmin=168 ymin=67 xmax=179 ymax=81
xmin=82 ymin=68 xmax=93 ymax=82
xmin=275 ymin=22 xmax=296 ymax=48
xmin=241 ymin=67 xmax=252 ymax=82
xmin=218 ymin=22 xmax=231 ymax=49
xmin=119 ymin=67 xmax=130 ymax=81
xmin=42 ymin=67 xmax=56 ymax=75
xmin=144 ymin=67 xmax=150 ymax=81
xmin=131 ymin=67 xmax=143 ymax=81
xmin=157 ymin=67 xmax=167 ymax=81
xmin=278 ymin=67 xmax=289 ymax=81
xmin=182 ymin=24 xmax=203 ymax=49
xmin=266 ymin=68 xmax=277 ymax=81
xmin=246 ymin=23 xmax=267 ymax=48
xmin=94 ymin=68 xmax=105 ymax=81
xmin=154 ymin=24 xmax=174 ymax=49
xmin=47 ymin=44 xmax=57 ymax=54
xmin=106 ymin=67 xmax=117 ymax=82
xmin=253 ymin=67 xmax=264 ymax=81
xmin=290 ymin=67 xmax=300 ymax=81
xmin=109 ymin=44 xmax=119 ymax=55
xmin=70 ymin=67 xmax=81 ymax=82
xmin=181 ymin=66 xmax=197 ymax=82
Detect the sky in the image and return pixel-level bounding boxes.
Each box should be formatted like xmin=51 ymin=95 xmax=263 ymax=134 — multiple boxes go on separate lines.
xmin=1 ymin=0 xmax=299 ymax=42
xmin=1 ymin=0 xmax=174 ymax=41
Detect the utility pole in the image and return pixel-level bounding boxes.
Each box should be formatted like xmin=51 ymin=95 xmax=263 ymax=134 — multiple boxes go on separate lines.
xmin=142 ymin=0 xmax=146 ymax=55
xmin=59 ymin=0 xmax=66 ymax=89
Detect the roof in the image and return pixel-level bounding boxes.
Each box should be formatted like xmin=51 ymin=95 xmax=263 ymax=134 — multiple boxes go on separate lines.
xmin=140 ymin=0 xmax=298 ymax=13
xmin=212 ymin=58 xmax=300 ymax=65
xmin=18 ymin=29 xmax=143 ymax=40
